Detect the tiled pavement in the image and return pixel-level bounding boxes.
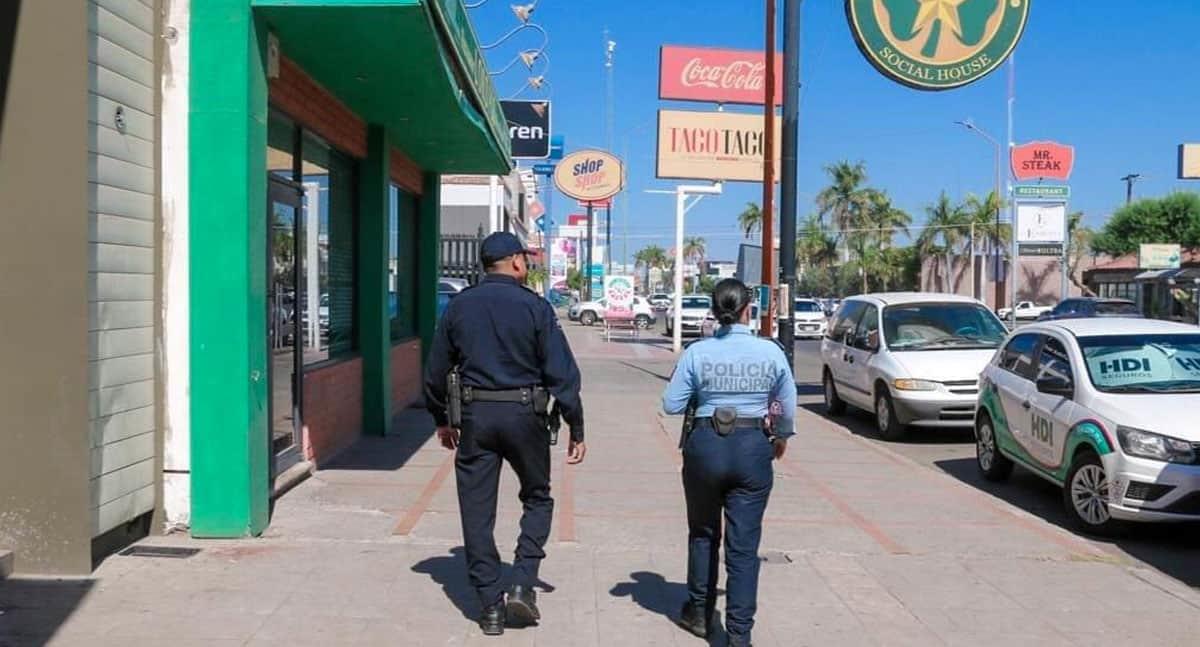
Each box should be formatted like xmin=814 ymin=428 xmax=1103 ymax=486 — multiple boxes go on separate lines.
xmin=5 ymin=327 xmax=1200 ymax=645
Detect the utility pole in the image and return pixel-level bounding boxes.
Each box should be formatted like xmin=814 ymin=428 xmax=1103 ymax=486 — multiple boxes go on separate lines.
xmin=1121 ymin=173 xmax=1141 ymax=205
xmin=779 ymin=0 xmax=800 ymax=363
xmin=604 ymin=32 xmax=615 ymax=274
xmin=759 ymin=0 xmax=777 ymax=338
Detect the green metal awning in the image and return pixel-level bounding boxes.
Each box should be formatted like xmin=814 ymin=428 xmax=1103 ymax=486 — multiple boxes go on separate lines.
xmin=253 ymin=0 xmax=512 ymax=174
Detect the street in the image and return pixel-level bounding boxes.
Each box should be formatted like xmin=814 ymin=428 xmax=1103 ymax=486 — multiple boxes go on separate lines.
xmin=8 ymin=322 xmax=1200 ymax=646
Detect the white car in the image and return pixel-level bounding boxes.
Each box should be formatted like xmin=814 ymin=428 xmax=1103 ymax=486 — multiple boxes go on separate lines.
xmin=997 ymin=301 xmax=1052 ymax=320
xmin=647 ymin=293 xmax=672 ymax=309
xmin=821 ymin=293 xmax=1009 ymax=440
xmin=666 ymin=295 xmax=713 ymax=337
xmin=975 ymin=318 xmax=1200 ymax=533
xmin=789 ymin=298 xmax=828 ymax=339
xmin=575 ymin=296 xmax=656 ymax=328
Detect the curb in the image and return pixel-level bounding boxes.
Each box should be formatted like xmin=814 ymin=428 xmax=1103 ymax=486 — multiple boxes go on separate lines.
xmin=0 ymin=549 xmax=12 ymax=579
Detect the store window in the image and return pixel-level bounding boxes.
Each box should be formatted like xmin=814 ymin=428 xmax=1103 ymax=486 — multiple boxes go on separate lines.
xmin=301 ymin=134 xmax=358 ymax=363
xmin=390 ymin=184 xmax=419 ymax=341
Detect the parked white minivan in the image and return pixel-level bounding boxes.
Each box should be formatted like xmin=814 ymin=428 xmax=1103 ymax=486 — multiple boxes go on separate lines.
xmin=821 ymin=293 xmax=1009 ymax=440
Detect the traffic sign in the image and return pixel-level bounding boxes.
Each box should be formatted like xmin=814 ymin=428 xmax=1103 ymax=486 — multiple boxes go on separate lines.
xmin=533 ymin=163 xmax=556 ymax=176
xmin=535 ymin=216 xmax=555 ymax=233
xmin=550 ymin=135 xmax=565 ymax=161
xmin=1013 ymin=184 xmax=1070 ymax=200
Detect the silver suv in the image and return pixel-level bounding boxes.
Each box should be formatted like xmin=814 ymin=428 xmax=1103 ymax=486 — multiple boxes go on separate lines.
xmin=820 ymin=293 xmax=1009 ymax=439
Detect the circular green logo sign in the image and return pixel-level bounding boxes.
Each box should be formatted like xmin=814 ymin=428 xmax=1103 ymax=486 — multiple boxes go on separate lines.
xmin=846 ymin=0 xmax=1030 ymax=90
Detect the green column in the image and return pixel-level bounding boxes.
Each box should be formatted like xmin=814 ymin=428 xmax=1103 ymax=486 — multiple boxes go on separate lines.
xmin=189 ymin=2 xmax=269 ymax=537
xmin=418 ymin=172 xmax=442 ymax=357
xmin=359 ymin=126 xmax=391 ymax=435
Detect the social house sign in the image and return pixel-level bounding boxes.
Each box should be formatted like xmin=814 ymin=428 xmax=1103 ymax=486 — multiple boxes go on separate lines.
xmin=553 ymin=150 xmax=624 ymax=203
xmin=846 ymin=0 xmax=1030 ymax=91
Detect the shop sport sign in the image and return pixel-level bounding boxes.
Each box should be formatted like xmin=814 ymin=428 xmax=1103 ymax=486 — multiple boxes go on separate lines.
xmin=553 ymin=150 xmax=624 ymax=203
xmin=846 ymin=0 xmax=1030 ymax=91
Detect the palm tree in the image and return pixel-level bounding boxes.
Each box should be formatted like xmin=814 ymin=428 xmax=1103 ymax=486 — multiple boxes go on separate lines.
xmin=1065 ymin=211 xmax=1096 ymax=296
xmin=634 ymin=245 xmax=668 ymax=291
xmin=737 ymin=202 xmax=763 ymax=239
xmin=916 ymin=192 xmax=969 ymax=292
xmin=857 ymin=191 xmax=911 ymax=292
xmin=682 ymin=236 xmax=707 ymax=292
xmin=815 ymin=161 xmax=871 ymax=253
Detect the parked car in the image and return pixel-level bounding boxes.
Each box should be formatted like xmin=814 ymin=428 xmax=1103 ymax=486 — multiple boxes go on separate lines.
xmin=701 ymin=303 xmax=761 ymax=337
xmin=647 ymin=293 xmax=673 ymax=310
xmin=974 ymin=318 xmax=1200 ymax=533
xmin=435 ymin=290 xmax=456 ymax=322
xmin=439 ymin=277 xmax=469 ymax=293
xmin=788 ymin=298 xmax=828 ymax=339
xmin=997 ymin=301 xmax=1052 ymax=320
xmin=821 ymin=293 xmax=1009 ymax=439
xmin=575 ymin=296 xmax=656 ymax=328
xmin=666 ymin=295 xmax=713 ymax=337
xmin=1037 ymin=297 xmax=1141 ymax=321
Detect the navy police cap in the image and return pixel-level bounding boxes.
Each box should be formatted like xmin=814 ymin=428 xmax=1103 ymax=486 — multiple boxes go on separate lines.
xmin=480 ymin=232 xmax=535 ymax=266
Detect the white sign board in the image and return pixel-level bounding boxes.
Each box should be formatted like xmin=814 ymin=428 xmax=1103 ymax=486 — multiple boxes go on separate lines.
xmin=1016 ymin=202 xmax=1067 ymax=243
xmin=603 ymin=275 xmax=636 ymax=319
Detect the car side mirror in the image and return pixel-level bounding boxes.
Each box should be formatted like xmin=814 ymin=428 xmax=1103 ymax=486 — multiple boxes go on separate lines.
xmin=1036 ymin=376 xmax=1073 ymax=398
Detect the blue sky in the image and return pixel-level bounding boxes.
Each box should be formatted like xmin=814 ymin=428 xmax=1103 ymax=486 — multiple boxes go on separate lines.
xmin=474 ymin=0 xmax=1200 ymax=264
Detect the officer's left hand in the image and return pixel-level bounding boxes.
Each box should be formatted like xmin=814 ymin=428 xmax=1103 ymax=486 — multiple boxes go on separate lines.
xmin=437 ymin=426 xmax=460 ymax=450
xmin=566 ymin=439 xmax=587 ymax=465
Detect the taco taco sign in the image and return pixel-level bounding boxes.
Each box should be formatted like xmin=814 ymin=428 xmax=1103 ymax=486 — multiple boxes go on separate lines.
xmin=846 ymin=0 xmax=1030 ymax=91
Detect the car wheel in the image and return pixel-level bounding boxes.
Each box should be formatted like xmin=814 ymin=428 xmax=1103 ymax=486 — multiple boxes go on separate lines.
xmin=974 ymin=413 xmax=1013 ymax=482
xmin=635 ymin=314 xmax=652 ymax=329
xmin=580 ymin=311 xmax=597 ymax=326
xmin=1063 ymin=451 xmax=1122 ymax=535
xmin=874 ymin=389 xmax=908 ymax=441
xmin=823 ymin=370 xmax=846 ymax=416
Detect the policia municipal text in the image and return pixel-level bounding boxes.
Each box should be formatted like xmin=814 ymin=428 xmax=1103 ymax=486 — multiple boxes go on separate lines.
xmin=424 ymin=232 xmax=586 ymax=636
xmin=662 ymin=279 xmax=797 ymax=647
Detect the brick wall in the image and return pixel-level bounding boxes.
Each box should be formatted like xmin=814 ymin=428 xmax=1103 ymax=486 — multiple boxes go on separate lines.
xmin=302 ymin=358 xmax=364 ymax=467
xmin=270 ymin=57 xmax=367 ymax=159
xmin=391 ymin=148 xmax=424 ymax=196
xmin=391 ymin=340 xmax=423 ymax=415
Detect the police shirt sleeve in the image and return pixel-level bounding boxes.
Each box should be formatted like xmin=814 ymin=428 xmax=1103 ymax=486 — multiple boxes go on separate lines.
xmin=662 ymin=346 xmax=696 ymax=415
xmin=537 ymin=302 xmax=585 ymax=441
xmin=768 ymin=345 xmax=797 ymax=439
xmin=423 ymin=306 xmax=456 ymax=427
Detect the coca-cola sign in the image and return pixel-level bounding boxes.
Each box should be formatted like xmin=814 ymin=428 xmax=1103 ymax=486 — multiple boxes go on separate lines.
xmin=659 ymin=46 xmax=783 ymax=105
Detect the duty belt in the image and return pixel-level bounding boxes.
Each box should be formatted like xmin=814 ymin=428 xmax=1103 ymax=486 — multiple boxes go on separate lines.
xmin=462 ymin=386 xmax=546 ymax=406
xmin=691 ymin=417 xmax=766 ymax=431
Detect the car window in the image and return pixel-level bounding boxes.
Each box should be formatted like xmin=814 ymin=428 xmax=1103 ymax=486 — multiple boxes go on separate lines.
xmin=852 ymin=305 xmax=880 ymax=351
xmin=1096 ymin=301 xmax=1139 ymax=316
xmin=828 ymin=301 xmax=866 ymax=342
xmin=999 ymin=333 xmax=1039 ymax=380
xmin=1054 ymin=300 xmax=1077 ymax=315
xmin=681 ymin=297 xmax=711 ymax=309
xmin=882 ymin=302 xmax=1008 ymax=350
xmin=1079 ymin=333 xmax=1200 ymax=393
xmin=1037 ymin=337 xmax=1074 ymax=385
xmin=794 ymin=300 xmax=822 ymax=313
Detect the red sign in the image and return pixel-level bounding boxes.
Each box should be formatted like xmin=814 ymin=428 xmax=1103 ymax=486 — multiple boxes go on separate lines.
xmin=1011 ymin=141 xmax=1075 ymax=182
xmin=577 ymin=198 xmax=611 ymax=208
xmin=659 ymin=46 xmax=783 ymax=105
xmin=567 ymin=214 xmax=588 ymax=226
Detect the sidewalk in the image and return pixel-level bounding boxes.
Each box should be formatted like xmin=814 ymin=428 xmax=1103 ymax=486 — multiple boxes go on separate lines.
xmin=6 ymin=330 xmax=1200 ymax=645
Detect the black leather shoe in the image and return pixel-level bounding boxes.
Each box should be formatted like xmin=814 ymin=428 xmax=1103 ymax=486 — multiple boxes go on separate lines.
xmin=506 ymin=585 xmax=541 ymax=627
xmin=675 ymin=601 xmax=710 ymax=638
xmin=478 ymin=603 xmax=505 ymax=636
xmin=727 ymin=633 xmax=752 ymax=647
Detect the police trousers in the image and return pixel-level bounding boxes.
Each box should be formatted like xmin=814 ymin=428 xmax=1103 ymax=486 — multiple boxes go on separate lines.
xmin=681 ymin=425 xmax=774 ymax=640
xmin=456 ymin=401 xmax=553 ymax=607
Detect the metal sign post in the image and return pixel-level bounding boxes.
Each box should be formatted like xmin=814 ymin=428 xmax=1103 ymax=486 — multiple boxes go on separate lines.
xmin=672 ymin=184 xmax=723 ymax=353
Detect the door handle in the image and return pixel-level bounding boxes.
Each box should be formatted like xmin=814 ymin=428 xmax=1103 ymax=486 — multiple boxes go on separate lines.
xmin=1021 ymin=400 xmax=1031 ymax=410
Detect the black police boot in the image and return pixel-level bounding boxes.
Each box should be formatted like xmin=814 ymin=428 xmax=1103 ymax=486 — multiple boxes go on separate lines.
xmin=675 ymin=601 xmax=712 ymax=638
xmin=505 ymin=585 xmax=541 ymax=627
xmin=478 ymin=603 xmax=505 ymax=636
xmin=726 ymin=633 xmax=752 ymax=647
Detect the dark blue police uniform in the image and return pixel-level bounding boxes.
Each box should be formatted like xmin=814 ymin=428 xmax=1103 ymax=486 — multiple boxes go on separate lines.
xmin=424 ymin=239 xmax=584 ymax=612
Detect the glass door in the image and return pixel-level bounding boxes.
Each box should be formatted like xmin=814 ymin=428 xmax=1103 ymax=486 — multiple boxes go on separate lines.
xmin=268 ymin=177 xmax=304 ymax=474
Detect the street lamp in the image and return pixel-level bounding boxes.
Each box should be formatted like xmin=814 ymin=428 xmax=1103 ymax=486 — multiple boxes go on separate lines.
xmin=465 ymin=1 xmax=538 ymax=23
xmin=490 ymin=49 xmax=548 ymax=77
xmin=955 ymin=118 xmax=1003 ymax=308
xmin=507 ymin=75 xmax=551 ymax=99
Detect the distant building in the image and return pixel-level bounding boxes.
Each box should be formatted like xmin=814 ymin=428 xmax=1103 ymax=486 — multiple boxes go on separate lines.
xmin=440 ymin=171 xmax=532 ymax=244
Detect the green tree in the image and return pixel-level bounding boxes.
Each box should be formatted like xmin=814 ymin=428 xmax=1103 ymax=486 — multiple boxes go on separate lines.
xmin=855 ymin=190 xmax=911 ymax=292
xmin=1092 ymin=193 xmax=1200 ymax=256
xmin=1066 ymin=211 xmax=1096 ymax=295
xmin=964 ymin=190 xmax=1010 ymax=259
xmin=916 ymin=192 xmax=969 ymax=293
xmin=737 ymin=202 xmax=763 ymax=238
xmin=634 ymin=245 xmax=668 ymax=291
xmin=526 ymin=266 xmax=548 ymax=291
xmin=683 ymin=236 xmax=707 ymax=291
xmin=566 ymin=266 xmax=583 ymax=292
xmin=815 ymin=161 xmax=871 ymax=245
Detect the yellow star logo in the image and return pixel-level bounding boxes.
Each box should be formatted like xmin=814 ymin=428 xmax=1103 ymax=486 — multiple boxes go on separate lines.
xmin=913 ymin=0 xmax=967 ymax=40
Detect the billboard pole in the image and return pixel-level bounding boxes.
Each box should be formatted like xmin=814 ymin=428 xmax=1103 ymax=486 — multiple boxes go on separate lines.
xmin=1007 ymin=55 xmax=1017 ymax=328
xmin=585 ymin=202 xmax=594 ymax=301
xmin=779 ymin=0 xmax=801 ymax=364
xmin=759 ymin=0 xmax=778 ymax=338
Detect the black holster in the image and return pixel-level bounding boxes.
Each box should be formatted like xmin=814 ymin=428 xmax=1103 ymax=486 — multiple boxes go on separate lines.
xmin=712 ymin=407 xmax=738 ymax=436
xmin=446 ymin=369 xmax=463 ymax=428
xmin=678 ymin=397 xmax=698 ymax=449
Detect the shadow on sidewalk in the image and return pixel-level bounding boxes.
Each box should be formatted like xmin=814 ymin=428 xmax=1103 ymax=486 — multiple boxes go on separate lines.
xmin=320 ymin=407 xmax=436 ymax=472
xmin=411 ymin=547 xmax=557 ymax=622
xmin=0 ymin=577 xmax=93 ymax=646
xmin=609 ymin=571 xmax=727 ymax=645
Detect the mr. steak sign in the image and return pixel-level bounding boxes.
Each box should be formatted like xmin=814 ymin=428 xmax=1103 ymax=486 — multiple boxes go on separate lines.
xmin=1011 ymin=141 xmax=1075 ymax=182
xmin=659 ymin=46 xmax=783 ymax=105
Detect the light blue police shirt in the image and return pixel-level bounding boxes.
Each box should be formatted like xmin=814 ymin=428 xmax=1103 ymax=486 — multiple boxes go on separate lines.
xmin=661 ymin=324 xmax=797 ymax=439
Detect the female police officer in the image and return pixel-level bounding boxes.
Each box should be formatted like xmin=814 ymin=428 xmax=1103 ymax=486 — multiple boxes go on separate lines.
xmin=662 ymin=278 xmax=796 ymax=647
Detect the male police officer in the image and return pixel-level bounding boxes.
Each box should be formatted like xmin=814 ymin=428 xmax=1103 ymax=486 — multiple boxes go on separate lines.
xmin=424 ymin=232 xmax=586 ymax=636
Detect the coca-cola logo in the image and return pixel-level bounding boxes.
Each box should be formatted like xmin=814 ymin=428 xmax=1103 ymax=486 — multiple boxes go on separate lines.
xmin=680 ymin=57 xmax=766 ymax=92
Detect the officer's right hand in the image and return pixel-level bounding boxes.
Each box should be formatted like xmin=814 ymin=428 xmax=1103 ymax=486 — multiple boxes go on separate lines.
xmin=566 ymin=439 xmax=586 ymax=465
xmin=437 ymin=426 xmax=460 ymax=450
xmin=772 ymin=438 xmax=788 ymax=461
